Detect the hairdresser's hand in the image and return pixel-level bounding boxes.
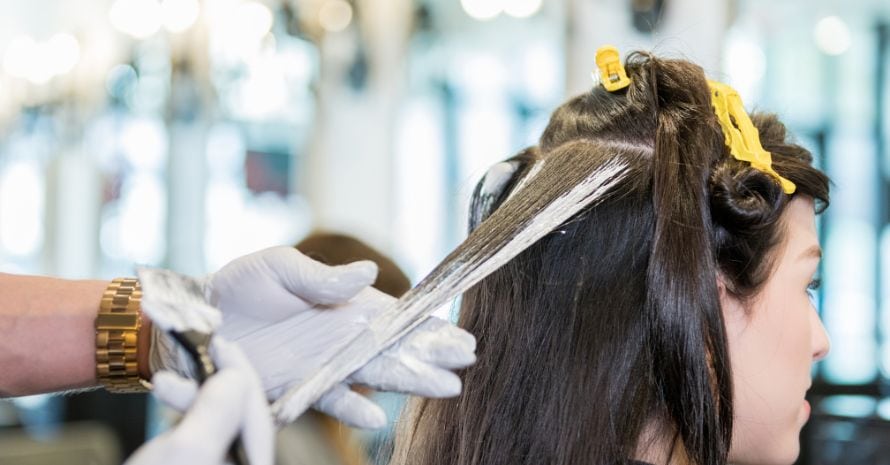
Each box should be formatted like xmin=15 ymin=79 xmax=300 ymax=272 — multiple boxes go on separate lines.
xmin=209 ymin=247 xmax=476 ymax=428
xmin=126 ymin=339 xmax=273 ymax=465
xmin=296 ymin=314 xmax=476 ymax=428
xmin=149 ymin=246 xmax=476 ymax=429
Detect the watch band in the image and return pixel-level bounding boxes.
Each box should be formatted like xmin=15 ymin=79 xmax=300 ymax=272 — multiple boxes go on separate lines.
xmin=96 ymin=277 xmax=150 ymax=393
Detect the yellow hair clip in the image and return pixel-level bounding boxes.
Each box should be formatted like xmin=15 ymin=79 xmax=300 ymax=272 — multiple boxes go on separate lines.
xmin=707 ymin=80 xmax=796 ymax=194
xmin=595 ymin=45 xmax=631 ymax=92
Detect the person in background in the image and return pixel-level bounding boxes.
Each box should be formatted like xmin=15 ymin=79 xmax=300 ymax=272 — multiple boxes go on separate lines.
xmin=277 ymin=232 xmax=412 ymax=465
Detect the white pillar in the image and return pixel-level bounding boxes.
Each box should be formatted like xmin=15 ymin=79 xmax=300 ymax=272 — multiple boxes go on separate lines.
xmin=165 ymin=119 xmax=208 ymax=275
xmin=46 ymin=149 xmax=102 ymax=278
xmin=301 ymin=0 xmax=413 ymax=254
xmin=165 ymin=30 xmax=213 ymax=275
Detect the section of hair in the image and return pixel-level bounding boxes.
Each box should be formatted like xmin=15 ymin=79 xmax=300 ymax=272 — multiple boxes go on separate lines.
xmin=390 ymin=52 xmax=830 ymax=465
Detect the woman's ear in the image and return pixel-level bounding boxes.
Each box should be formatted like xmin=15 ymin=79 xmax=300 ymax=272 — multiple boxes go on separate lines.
xmin=717 ymin=274 xmax=746 ymax=324
xmin=716 ymin=275 xmax=727 ymax=296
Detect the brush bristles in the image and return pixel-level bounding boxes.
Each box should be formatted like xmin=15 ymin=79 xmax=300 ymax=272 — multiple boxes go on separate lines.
xmin=272 ymin=147 xmax=632 ymax=424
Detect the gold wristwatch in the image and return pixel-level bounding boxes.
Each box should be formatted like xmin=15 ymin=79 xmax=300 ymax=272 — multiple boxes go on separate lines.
xmin=95 ymin=278 xmax=150 ymax=393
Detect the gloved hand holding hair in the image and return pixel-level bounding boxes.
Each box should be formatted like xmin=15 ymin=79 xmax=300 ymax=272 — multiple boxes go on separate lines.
xmin=146 ymin=246 xmax=477 ymax=428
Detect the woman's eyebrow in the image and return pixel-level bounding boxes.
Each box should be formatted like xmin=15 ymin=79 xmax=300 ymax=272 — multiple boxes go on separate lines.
xmin=798 ymin=244 xmax=822 ymax=261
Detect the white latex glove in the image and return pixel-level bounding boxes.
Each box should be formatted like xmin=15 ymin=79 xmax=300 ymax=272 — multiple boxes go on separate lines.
xmin=126 ymin=338 xmax=273 ymax=465
xmin=148 ymin=246 xmax=477 ymax=428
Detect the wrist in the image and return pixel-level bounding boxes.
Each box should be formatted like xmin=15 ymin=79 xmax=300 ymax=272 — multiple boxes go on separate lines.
xmin=138 ymin=310 xmax=152 ymax=380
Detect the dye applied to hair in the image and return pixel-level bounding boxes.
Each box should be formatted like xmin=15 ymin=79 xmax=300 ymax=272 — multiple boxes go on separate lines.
xmin=271 ymin=149 xmax=632 ymax=424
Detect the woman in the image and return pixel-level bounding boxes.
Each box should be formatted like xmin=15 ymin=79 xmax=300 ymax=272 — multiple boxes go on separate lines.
xmin=390 ymin=52 xmax=830 ymax=465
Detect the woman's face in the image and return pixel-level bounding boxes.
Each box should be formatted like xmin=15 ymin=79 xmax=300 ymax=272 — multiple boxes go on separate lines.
xmin=722 ymin=196 xmax=830 ymax=465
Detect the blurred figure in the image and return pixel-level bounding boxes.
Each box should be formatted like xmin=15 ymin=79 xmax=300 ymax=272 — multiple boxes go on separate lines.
xmin=276 ymin=232 xmax=411 ymax=465
xmin=297 ymin=233 xmax=411 ymax=299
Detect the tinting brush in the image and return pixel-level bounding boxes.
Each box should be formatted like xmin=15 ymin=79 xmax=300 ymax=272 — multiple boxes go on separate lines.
xmin=136 ymin=269 xmax=250 ymax=465
xmin=272 ymin=143 xmax=633 ymax=423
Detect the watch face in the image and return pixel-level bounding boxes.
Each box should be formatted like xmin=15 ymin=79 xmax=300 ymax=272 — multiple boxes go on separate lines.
xmin=96 ymin=312 xmax=141 ymax=331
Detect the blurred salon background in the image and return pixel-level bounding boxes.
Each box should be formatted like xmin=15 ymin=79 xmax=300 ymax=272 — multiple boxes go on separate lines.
xmin=0 ymin=0 xmax=888 ymax=464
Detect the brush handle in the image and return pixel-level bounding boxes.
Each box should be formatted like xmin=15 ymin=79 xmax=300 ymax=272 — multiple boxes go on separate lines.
xmin=171 ymin=331 xmax=251 ymax=465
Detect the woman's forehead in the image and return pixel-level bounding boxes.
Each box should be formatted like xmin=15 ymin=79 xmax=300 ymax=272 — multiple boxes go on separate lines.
xmin=781 ymin=197 xmax=820 ymax=260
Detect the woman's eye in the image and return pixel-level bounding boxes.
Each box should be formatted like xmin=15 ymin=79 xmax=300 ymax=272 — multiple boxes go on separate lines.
xmin=807 ymin=278 xmax=821 ymax=305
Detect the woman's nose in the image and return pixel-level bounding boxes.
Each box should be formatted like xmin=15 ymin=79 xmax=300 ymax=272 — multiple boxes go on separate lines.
xmin=810 ymin=307 xmax=830 ymax=362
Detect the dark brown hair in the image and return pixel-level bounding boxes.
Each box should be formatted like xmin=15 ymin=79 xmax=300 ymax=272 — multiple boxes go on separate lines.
xmin=389 ymin=53 xmax=829 ymax=465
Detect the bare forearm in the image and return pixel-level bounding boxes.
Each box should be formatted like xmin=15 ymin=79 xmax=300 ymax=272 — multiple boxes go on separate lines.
xmin=0 ymin=274 xmax=112 ymax=396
